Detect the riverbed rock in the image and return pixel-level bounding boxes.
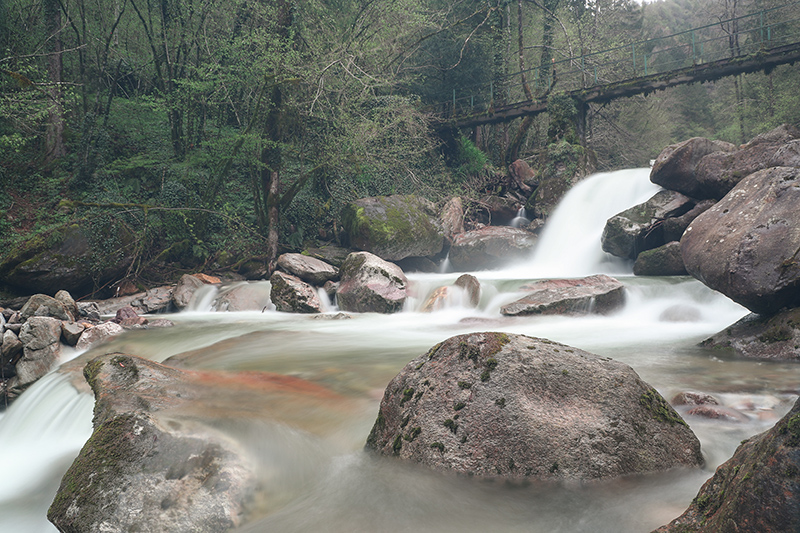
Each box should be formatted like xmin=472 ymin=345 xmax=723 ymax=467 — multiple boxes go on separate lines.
xmin=0 ymin=221 xmax=134 ymax=297
xmin=448 ymin=226 xmax=538 ymax=271
xmin=112 ymin=305 xmax=148 ymax=328
xmin=365 ymin=332 xmax=702 ymax=481
xmin=16 ymin=316 xmax=63 ymax=386
xmin=650 ymin=137 xmax=737 ymax=198
xmin=602 ymin=190 xmax=694 ymax=260
xmin=93 ymin=286 xmax=174 ymax=316
xmin=336 ymin=252 xmax=407 ymax=314
xmin=440 ymin=197 xmax=464 ymax=243
xmin=76 ymin=321 xmax=125 ymax=351
xmin=19 ymin=294 xmax=74 ymax=321
xmin=419 ymin=274 xmax=481 ymax=312
xmin=54 ymin=290 xmax=80 ymax=320
xmin=276 ymin=253 xmax=339 ymax=285
xmin=215 ymin=282 xmax=272 ymax=312
xmin=172 ymin=274 xmax=205 ymax=309
xmin=60 ymin=321 xmax=85 ymax=346
xmin=269 ymin=271 xmax=322 ymax=313
xmin=1 ymin=329 xmax=22 ymax=362
xmin=48 ymin=353 xmax=255 ymax=533
xmin=342 ymin=195 xmax=444 ymax=261
xmin=671 ymin=391 xmax=720 ymax=406
xmin=479 ymin=195 xmax=519 ymax=226
xmin=660 ymin=199 xmax=716 ymax=243
xmin=693 ymin=124 xmax=800 ymax=200
xmin=303 ymin=244 xmax=352 ymax=268
xmin=700 ymin=307 xmax=800 ymax=360
xmin=654 ymin=396 xmax=800 ymax=532
xmin=685 ymin=404 xmax=749 ymax=423
xmin=681 ymin=166 xmax=800 ymax=315
xmin=633 ymin=242 xmax=687 ymax=276
xmin=500 ymin=274 xmax=625 ymax=316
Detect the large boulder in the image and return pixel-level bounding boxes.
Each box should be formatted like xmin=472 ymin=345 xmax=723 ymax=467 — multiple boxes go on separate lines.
xmin=336 ymin=252 xmax=407 ymax=314
xmin=276 ymin=253 xmax=339 ymax=285
xmin=439 ymin=197 xmax=464 ymax=244
xmin=650 ymin=137 xmax=737 ymax=198
xmin=700 ymin=307 xmax=800 ymax=360
xmin=500 ymin=274 xmax=625 ymax=316
xmin=269 ymin=271 xmax=322 ymax=313
xmin=661 ymin=199 xmax=716 ymax=243
xmin=448 ymin=226 xmax=538 ymax=271
xmin=342 ymin=195 xmax=444 ymax=261
xmin=654 ymin=396 xmax=800 ymax=532
xmin=19 ymin=293 xmax=74 ymax=321
xmin=633 ymin=242 xmax=687 ymax=276
xmin=93 ymin=286 xmax=174 ymax=316
xmin=0 ymin=221 xmax=134 ymax=297
xmin=15 ymin=316 xmax=63 ymax=386
xmin=172 ymin=274 xmax=206 ymax=309
xmin=681 ymin=166 xmax=800 ymax=315
xmin=419 ymin=274 xmax=481 ymax=312
xmin=76 ymin=321 xmax=125 ymax=351
xmin=48 ymin=353 xmax=255 ymax=533
xmin=365 ymin=332 xmax=702 ymax=481
xmin=694 ymin=124 xmax=800 ymax=200
xmin=214 ymin=282 xmax=272 ymax=312
xmin=601 ymin=190 xmax=694 ymax=260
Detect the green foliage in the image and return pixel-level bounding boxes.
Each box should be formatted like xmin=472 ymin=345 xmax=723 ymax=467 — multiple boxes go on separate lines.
xmin=453 ymin=136 xmax=488 ymax=178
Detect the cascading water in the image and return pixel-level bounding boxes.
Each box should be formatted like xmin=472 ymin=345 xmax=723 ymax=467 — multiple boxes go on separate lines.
xmin=3 ymin=168 xmax=798 ymax=532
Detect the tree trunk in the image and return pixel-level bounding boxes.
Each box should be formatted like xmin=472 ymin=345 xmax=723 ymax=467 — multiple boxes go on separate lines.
xmin=267 ymin=168 xmax=280 ymax=275
xmin=44 ymin=0 xmax=66 ymax=162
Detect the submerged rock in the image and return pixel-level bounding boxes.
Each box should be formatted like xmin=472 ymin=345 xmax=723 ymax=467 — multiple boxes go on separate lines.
xmin=681 ymin=166 xmax=800 ymax=315
xmin=701 ymin=308 xmax=800 ymax=360
xmin=654 ymin=396 xmax=800 ymax=532
xmin=448 ymin=226 xmax=537 ymax=271
xmin=336 ymin=252 xmax=407 ymax=314
xmin=366 ymin=332 xmax=702 ymax=481
xmin=419 ymin=274 xmax=481 ymax=312
xmin=500 ymin=274 xmax=625 ymax=316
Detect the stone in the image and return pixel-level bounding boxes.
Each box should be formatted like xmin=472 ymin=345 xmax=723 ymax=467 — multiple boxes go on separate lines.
xmin=303 ymin=244 xmax=352 ymax=268
xmin=455 ymin=274 xmax=480 ymax=308
xmin=61 ymin=321 xmax=86 ymax=346
xmin=276 ymin=253 xmax=339 ymax=285
xmin=341 ymin=195 xmax=444 ymax=261
xmin=172 ymin=274 xmax=205 ymax=309
xmin=694 ymin=124 xmax=800 ymax=199
xmin=112 ymin=305 xmax=148 ymax=328
xmin=671 ymin=391 xmax=720 ymax=406
xmin=448 ymin=226 xmax=538 ymax=271
xmin=500 ymin=274 xmax=625 ymax=317
xmin=214 ymin=283 xmax=272 ymax=312
xmin=661 ymin=199 xmax=716 ymax=243
xmin=366 ymin=332 xmax=702 ymax=481
xmin=48 ymin=354 xmax=256 ymax=533
xmin=654 ymin=396 xmax=800 ymax=532
xmin=681 ymin=166 xmax=800 ymax=315
xmin=1 ymin=329 xmax=23 ymax=362
xmin=633 ymin=242 xmax=688 ymax=276
xmin=601 ymin=190 xmax=694 ymax=260
xmin=650 ymin=137 xmax=737 ymax=198
xmin=16 ymin=317 xmax=63 ymax=386
xmin=336 ymin=252 xmax=408 ymax=314
xmin=147 ymin=319 xmax=175 ymax=328
xmin=19 ymin=294 xmax=74 ymax=321
xmin=658 ymin=304 xmax=702 ymax=323
xmin=479 ymin=195 xmax=520 ymax=226
xmin=76 ymin=322 xmax=125 ymax=351
xmin=269 ymin=271 xmax=322 ymax=313
xmin=192 ymin=273 xmax=221 ymax=284
xmin=77 ymin=301 xmax=101 ymax=321
xmin=93 ymin=286 xmax=174 ymax=316
xmin=700 ymin=308 xmax=800 ymax=360
xmin=685 ymin=404 xmax=749 ymax=423
xmin=440 ymin=197 xmax=464 ymax=243
xmin=54 ymin=290 xmax=80 ymax=320
xmin=508 ymin=159 xmax=537 ymax=191
xmin=419 ymin=275 xmax=480 ymax=312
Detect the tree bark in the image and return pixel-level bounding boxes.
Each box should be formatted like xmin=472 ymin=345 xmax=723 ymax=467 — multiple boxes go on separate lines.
xmin=44 ymin=0 xmax=66 ymax=162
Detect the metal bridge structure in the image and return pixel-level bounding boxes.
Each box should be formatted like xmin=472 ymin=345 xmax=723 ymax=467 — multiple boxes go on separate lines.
xmin=441 ymin=1 xmax=800 ymax=129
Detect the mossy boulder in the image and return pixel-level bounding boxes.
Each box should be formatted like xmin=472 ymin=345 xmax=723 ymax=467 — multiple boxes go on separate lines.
xmin=654 ymin=396 xmax=800 ymax=532
xmin=366 ymin=332 xmax=702 ymax=481
xmin=700 ymin=307 xmax=800 ymax=360
xmin=633 ymin=242 xmax=687 ymax=276
xmin=0 ymin=221 xmax=134 ymax=297
xmin=341 ymin=195 xmax=444 ymax=261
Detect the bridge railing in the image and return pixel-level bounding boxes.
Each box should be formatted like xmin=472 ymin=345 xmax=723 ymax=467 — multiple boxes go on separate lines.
xmin=439 ymin=0 xmax=800 ymax=120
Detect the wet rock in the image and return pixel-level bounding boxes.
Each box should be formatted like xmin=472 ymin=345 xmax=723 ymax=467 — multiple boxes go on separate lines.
xmin=269 ymin=271 xmax=322 ymax=314
xmin=112 ymin=305 xmax=148 ymax=328
xmin=671 ymin=391 xmax=720 ymax=406
xmin=694 ymin=124 xmax=800 ymax=200
xmin=366 ymin=332 xmax=702 ymax=481
xmin=1 ymin=329 xmax=23 ymax=362
xmin=303 ymin=244 xmax=352 ymax=268
xmin=172 ymin=274 xmax=205 ymax=310
xmin=192 ymin=273 xmax=221 ymax=284
xmin=76 ymin=321 xmax=125 ymax=351
xmin=93 ymin=286 xmax=174 ymax=316
xmin=19 ymin=294 xmax=74 ymax=321
xmin=633 ymin=242 xmax=687 ymax=276
xmin=602 ymin=190 xmax=694 ymax=260
xmin=654 ymin=396 xmax=800 ymax=533
xmin=661 ymin=199 xmax=716 ymax=243
xmin=440 ymin=197 xmax=464 ymax=243
xmin=419 ymin=287 xmax=450 ymax=313
xmin=61 ymin=321 xmax=86 ymax=346
xmin=681 ymin=166 xmax=800 ymax=315
xmin=48 ymin=354 xmax=255 ymax=533
xmin=54 ymin=290 xmax=80 ymax=320
xmin=147 ymin=319 xmax=175 ymax=328
xmin=650 ymin=137 xmax=737 ymax=198
xmin=342 ymin=195 xmax=444 ymax=261
xmin=276 ymin=253 xmax=339 ymax=285
xmin=16 ymin=317 xmax=63 ymax=386
xmin=479 ymin=195 xmax=520 ymax=226
xmin=77 ymin=301 xmax=101 ymax=321
xmin=336 ymin=252 xmax=407 ymax=314
xmin=700 ymin=308 xmax=800 ymax=360
xmin=419 ymin=275 xmax=481 ymax=313
xmin=508 ymin=159 xmax=537 ymax=191
xmin=500 ymin=274 xmax=625 ymax=317
xmin=215 ymin=282 xmax=272 ymax=312
xmin=455 ymin=274 xmax=480 ymax=308
xmin=658 ymin=304 xmax=702 ymax=323
xmin=448 ymin=226 xmax=538 ymax=271
xmin=685 ymin=404 xmax=749 ymax=423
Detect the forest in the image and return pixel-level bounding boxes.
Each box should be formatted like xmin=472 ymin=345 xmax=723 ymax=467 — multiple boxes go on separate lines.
xmin=2 ymin=0 xmax=799 ymax=292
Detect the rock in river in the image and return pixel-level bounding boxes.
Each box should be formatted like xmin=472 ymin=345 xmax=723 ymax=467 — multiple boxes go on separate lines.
xmin=500 ymin=274 xmax=625 ymax=316
xmin=365 ymin=332 xmax=703 ymax=481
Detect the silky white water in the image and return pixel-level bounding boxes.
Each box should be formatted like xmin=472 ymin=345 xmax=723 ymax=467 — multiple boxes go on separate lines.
xmin=2 ymin=168 xmax=798 ymax=532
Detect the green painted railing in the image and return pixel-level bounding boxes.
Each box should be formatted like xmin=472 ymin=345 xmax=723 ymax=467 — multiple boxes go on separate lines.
xmin=439 ymin=0 xmax=800 ymax=118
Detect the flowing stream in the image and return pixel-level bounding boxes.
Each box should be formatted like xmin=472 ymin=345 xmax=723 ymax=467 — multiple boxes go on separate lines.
xmin=2 ymin=168 xmax=799 ymax=532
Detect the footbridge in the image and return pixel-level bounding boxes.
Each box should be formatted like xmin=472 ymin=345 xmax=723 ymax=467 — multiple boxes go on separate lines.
xmin=441 ymin=1 xmax=800 ymax=129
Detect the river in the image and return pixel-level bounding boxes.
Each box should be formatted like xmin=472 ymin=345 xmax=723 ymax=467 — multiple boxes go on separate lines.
xmin=1 ymin=168 xmax=798 ymax=532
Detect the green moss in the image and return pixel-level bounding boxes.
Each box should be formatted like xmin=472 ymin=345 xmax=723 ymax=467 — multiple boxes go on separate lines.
xmin=404 ymin=427 xmax=422 ymax=442
xmin=400 ymin=387 xmax=414 ymax=406
xmin=392 ymin=435 xmax=403 ymax=454
xmin=759 ymin=325 xmax=793 ymax=344
xmin=454 ymin=401 xmax=466 ymax=411
xmin=480 ymin=370 xmax=491 ymax=382
xmin=495 ymin=398 xmax=506 ymax=408
xmin=639 ymin=388 xmax=688 ymax=427
xmin=458 ymin=381 xmax=472 ymax=389
xmin=786 ymin=414 xmax=800 ymax=446
xmin=430 ymin=442 xmax=445 ymax=452
xmin=443 ymin=419 xmax=458 ymax=433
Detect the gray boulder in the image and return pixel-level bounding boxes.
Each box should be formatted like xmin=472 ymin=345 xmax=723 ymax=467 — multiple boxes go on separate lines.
xmin=440 ymin=197 xmax=464 ymax=243
xmin=681 ymin=166 xmax=800 ymax=315
xmin=419 ymin=274 xmax=481 ymax=312
xmin=700 ymin=307 xmax=800 ymax=360
xmin=94 ymin=286 xmax=174 ymax=316
xmin=448 ymin=226 xmax=537 ymax=271
xmin=500 ymin=274 xmax=625 ymax=316
xmin=342 ymin=195 xmax=444 ymax=261
xmin=48 ymin=353 xmax=254 ymax=533
xmin=661 ymin=199 xmax=716 ymax=243
xmin=633 ymin=242 xmax=687 ymax=276
xmin=19 ymin=294 xmax=74 ymax=321
xmin=269 ymin=271 xmax=322 ymax=313
xmin=16 ymin=316 xmax=63 ymax=386
xmin=654 ymin=396 xmax=800 ymax=532
xmin=61 ymin=322 xmax=86 ymax=346
xmin=366 ymin=332 xmax=702 ymax=481
xmin=1 ymin=329 xmax=23 ymax=362
xmin=650 ymin=137 xmax=737 ymax=198
xmin=214 ymin=282 xmax=272 ymax=312
xmin=602 ymin=190 xmax=694 ymax=260
xmin=172 ymin=274 xmax=206 ymax=309
xmin=276 ymin=253 xmax=339 ymax=285
xmin=76 ymin=322 xmax=125 ymax=351
xmin=336 ymin=252 xmax=408 ymax=314
xmin=54 ymin=290 xmax=80 ymax=320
